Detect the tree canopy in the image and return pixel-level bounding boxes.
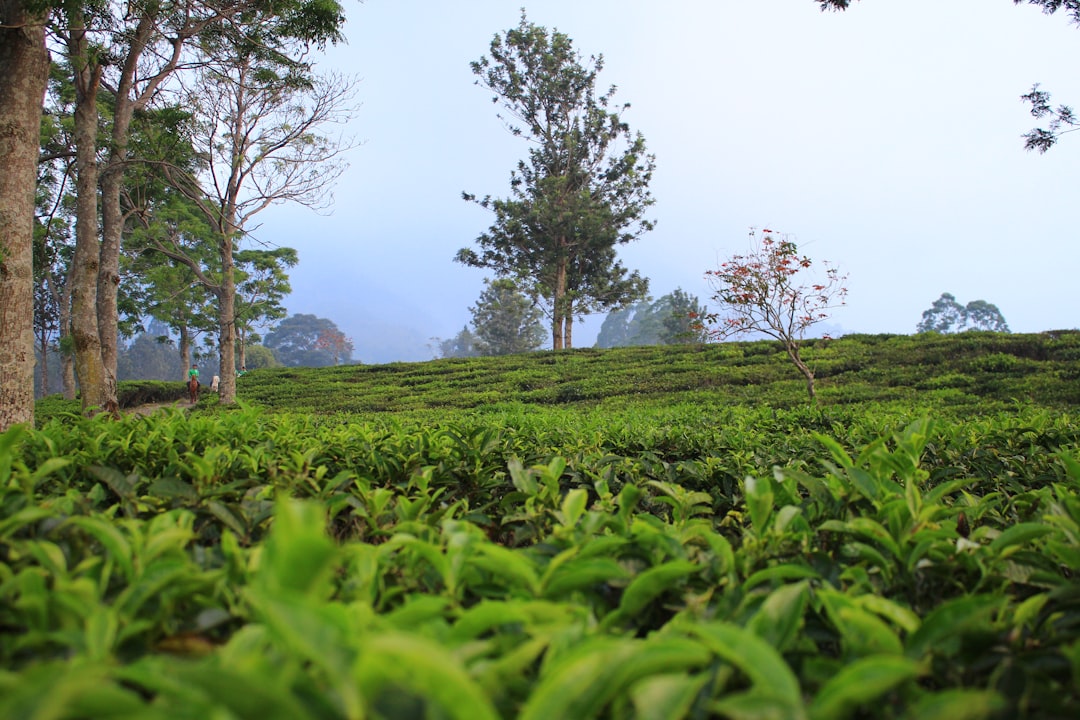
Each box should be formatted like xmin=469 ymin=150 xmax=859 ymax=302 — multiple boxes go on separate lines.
xmin=917 ymin=293 xmax=1010 ymax=333
xmin=457 ymin=11 xmax=655 ymax=350
xmin=597 ymin=289 xmax=709 ymax=348
xmin=264 ymin=313 xmax=354 ymax=367
xmin=470 ymin=279 xmax=547 ymax=356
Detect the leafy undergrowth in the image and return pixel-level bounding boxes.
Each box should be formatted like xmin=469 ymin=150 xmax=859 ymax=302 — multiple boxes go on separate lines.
xmin=4 ymin=395 xmax=1080 ymax=718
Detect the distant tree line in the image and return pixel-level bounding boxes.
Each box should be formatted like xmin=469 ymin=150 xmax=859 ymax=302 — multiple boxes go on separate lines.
xmin=437 ymin=279 xmax=547 ymax=358
xmin=596 ymin=289 xmax=709 ymax=348
xmin=34 ymin=313 xmax=355 ymax=398
xmin=917 ymin=293 xmax=1010 ymax=334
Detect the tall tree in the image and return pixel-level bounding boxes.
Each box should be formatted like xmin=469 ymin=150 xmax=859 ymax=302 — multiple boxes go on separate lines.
xmin=47 ymin=0 xmax=345 ymax=414
xmin=32 ymin=227 xmax=60 ymax=396
xmin=595 ymin=303 xmax=640 ymax=349
xmin=116 ymin=320 xmax=184 ymax=381
xmin=469 ymin=278 xmax=546 ymax=356
xmin=435 ymin=327 xmax=481 ymax=359
xmin=596 ymin=289 xmax=708 ymax=348
xmin=264 ymin=313 xmax=353 ymax=367
xmin=0 ymin=0 xmax=51 ymax=429
xmin=917 ymin=293 xmax=1010 ymax=333
xmin=964 ymin=300 xmax=1011 ymax=332
xmin=243 ymin=344 xmax=280 ymax=369
xmin=916 ymin=293 xmax=967 ymax=334
xmin=659 ymin=288 xmax=710 ymax=344
xmin=60 ymin=2 xmax=117 ymax=413
xmin=158 ymin=49 xmax=353 ymax=403
xmin=38 ymin=58 xmax=80 ymax=400
xmin=234 ymin=247 xmax=297 ymax=371
xmin=457 ymin=11 xmax=656 ymax=350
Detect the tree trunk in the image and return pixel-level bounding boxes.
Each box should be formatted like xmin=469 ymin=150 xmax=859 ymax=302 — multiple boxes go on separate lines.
xmin=785 ymin=342 xmax=816 ymax=401
xmin=178 ymin=324 xmax=191 ymax=377
xmin=0 ymin=0 xmax=48 ymax=429
xmin=564 ymin=301 xmax=574 ymax=349
xmin=47 ymin=264 xmax=77 ymax=399
xmin=37 ymin=329 xmax=49 ymax=396
xmin=98 ymin=168 xmax=123 ymax=385
xmin=61 ymin=350 xmax=76 ymax=400
xmin=216 ymin=253 xmax=237 ymax=403
xmin=551 ymin=248 xmax=568 ymax=350
xmin=98 ymin=17 xmax=154 ymax=404
xmin=237 ymin=325 xmax=247 ymax=371
xmin=67 ymin=17 xmax=111 ymax=414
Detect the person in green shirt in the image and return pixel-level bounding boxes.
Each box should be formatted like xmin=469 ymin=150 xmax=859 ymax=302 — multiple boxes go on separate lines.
xmin=188 ymin=363 xmax=200 ymax=404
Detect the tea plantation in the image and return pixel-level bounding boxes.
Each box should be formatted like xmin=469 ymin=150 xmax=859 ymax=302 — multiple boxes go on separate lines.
xmin=6 ymin=332 xmax=1080 ymax=718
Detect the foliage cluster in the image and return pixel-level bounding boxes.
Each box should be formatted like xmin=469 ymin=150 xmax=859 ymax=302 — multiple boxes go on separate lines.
xmin=596 ymin=289 xmax=709 ymax=348
xmin=703 ymin=229 xmax=848 ymax=400
xmin=457 ymin=12 xmax=655 ymax=349
xmin=5 ymin=390 xmax=1080 ymax=717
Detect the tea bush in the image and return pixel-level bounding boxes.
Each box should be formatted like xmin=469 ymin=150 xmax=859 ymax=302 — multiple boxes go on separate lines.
xmin=7 ymin=333 xmax=1080 ymax=718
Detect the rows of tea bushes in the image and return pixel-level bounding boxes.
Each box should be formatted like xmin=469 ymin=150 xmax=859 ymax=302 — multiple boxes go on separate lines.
xmin=3 ymin=399 xmax=1080 ymax=718
xmin=32 ymin=331 xmax=1080 ymax=424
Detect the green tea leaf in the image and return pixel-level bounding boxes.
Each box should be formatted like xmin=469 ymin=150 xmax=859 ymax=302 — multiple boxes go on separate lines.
xmin=29 ymin=457 xmax=72 ymax=489
xmin=541 ymin=556 xmax=629 ymax=598
xmin=385 ymin=594 xmax=452 ymax=630
xmin=711 ymin=691 xmax=804 ymax=720
xmin=120 ymin=655 xmax=312 ymax=720
xmin=206 ymin=501 xmax=248 ymax=539
xmin=66 ymin=516 xmax=134 ymax=582
xmin=809 ymin=655 xmax=920 ymax=720
xmin=743 ymin=564 xmax=819 ymax=592
xmin=0 ymin=506 xmax=53 ymax=540
xmin=145 ymin=477 xmax=198 ymax=501
xmin=630 ymin=673 xmax=709 ymax=720
xmin=814 ymin=433 xmax=854 ymax=469
xmin=748 ymin=581 xmax=809 ymax=652
xmin=560 ymin=487 xmax=588 ymax=528
xmin=603 ymin=560 xmax=699 ymax=628
xmin=84 ymin=605 xmax=120 ymax=661
xmin=819 ymin=591 xmax=903 ymax=657
xmin=988 ymin=522 xmax=1053 ymax=554
xmin=904 ymin=689 xmax=1005 ymax=720
xmin=256 ymin=498 xmax=337 ymax=598
xmin=0 ymin=662 xmax=152 ymax=720
xmin=355 ymin=632 xmax=499 ymax=720
xmin=905 ymin=594 xmax=1002 ymax=659
xmin=744 ymin=475 xmax=775 ymax=533
xmin=472 ymin=541 xmax=540 ymax=595
xmin=521 ymin=636 xmax=708 ymax=720
xmin=685 ymin=621 xmax=802 ymax=707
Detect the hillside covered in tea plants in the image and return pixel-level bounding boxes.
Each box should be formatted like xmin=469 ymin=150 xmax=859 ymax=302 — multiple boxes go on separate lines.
xmin=8 ymin=332 xmax=1080 ymax=719
xmin=36 ymin=330 xmax=1080 ymax=423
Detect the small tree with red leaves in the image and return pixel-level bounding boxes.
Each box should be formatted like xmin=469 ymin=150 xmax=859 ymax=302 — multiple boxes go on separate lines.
xmin=314 ymin=327 xmax=355 ymax=366
xmin=701 ymin=228 xmax=848 ymax=400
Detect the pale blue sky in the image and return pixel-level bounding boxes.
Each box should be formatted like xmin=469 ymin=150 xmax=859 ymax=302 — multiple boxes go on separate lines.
xmin=257 ymin=0 xmax=1080 ymax=362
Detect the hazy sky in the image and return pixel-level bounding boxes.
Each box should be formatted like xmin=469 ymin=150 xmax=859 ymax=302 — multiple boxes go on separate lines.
xmin=255 ymin=0 xmax=1080 ymax=363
